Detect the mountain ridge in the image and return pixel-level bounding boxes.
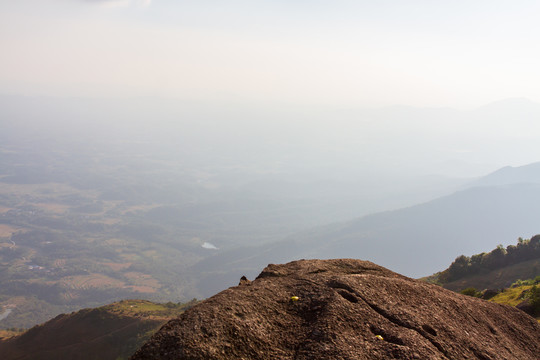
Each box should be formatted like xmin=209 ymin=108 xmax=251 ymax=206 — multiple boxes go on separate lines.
xmin=470 ymin=161 xmax=540 ymax=187
xmin=191 ymin=182 xmax=540 ymax=297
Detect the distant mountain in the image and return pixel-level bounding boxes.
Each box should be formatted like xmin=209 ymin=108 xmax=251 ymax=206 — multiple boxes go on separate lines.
xmin=190 ymin=164 xmax=540 ymax=297
xmin=3 ymin=94 xmax=540 ymax=331
xmin=0 ymin=300 xmax=195 ymax=360
xmin=471 ymin=161 xmax=540 ymax=187
xmin=292 ymin=184 xmax=540 ymax=271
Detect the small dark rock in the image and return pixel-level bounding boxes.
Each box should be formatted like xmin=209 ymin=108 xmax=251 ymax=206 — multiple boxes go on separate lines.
xmin=516 ymin=299 xmax=535 ymax=316
xmin=238 ymin=276 xmax=251 ymax=286
xmin=480 ymin=289 xmax=499 ymax=300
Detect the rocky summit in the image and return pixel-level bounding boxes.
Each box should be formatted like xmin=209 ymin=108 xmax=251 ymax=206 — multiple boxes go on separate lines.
xmin=131 ymin=259 xmax=540 ymax=359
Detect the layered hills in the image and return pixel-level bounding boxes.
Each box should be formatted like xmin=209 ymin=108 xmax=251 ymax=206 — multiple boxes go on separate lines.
xmin=131 ymin=259 xmax=540 ymax=360
xmin=471 ymin=161 xmax=540 ymax=187
xmin=3 ymin=94 xmax=540 ymax=330
xmin=193 ymin=181 xmax=540 ymax=297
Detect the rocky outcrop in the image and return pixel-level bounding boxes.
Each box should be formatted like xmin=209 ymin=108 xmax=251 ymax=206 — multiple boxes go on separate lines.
xmin=131 ymin=259 xmax=540 ymax=359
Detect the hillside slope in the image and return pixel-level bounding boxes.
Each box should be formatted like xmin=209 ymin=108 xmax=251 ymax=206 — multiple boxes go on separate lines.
xmin=132 ymin=259 xmax=540 ymax=360
xmin=191 ymin=183 xmax=540 ymax=297
xmin=0 ymin=300 xmax=194 ymax=360
xmin=439 ymin=258 xmax=540 ymax=292
xmin=420 ymin=235 xmax=540 ymax=291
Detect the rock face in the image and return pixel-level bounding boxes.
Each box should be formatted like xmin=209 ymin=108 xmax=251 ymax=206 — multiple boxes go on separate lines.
xmin=131 ymin=259 xmax=540 ymax=360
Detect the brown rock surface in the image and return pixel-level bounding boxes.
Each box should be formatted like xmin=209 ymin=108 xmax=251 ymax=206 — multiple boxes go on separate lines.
xmin=131 ymin=259 xmax=540 ymax=360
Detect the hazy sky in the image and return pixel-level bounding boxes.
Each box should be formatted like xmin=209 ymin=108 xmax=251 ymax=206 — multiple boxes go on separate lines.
xmin=1 ymin=0 xmax=540 ymax=108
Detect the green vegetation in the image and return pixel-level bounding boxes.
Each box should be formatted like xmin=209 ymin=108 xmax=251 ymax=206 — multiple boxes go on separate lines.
xmin=469 ymin=276 xmax=540 ymax=320
xmin=429 ymin=258 xmax=540 ymax=293
xmin=489 ymin=277 xmax=539 ymax=314
xmin=511 ymin=276 xmax=540 ymax=287
xmin=429 ymin=238 xmax=540 ymax=321
xmin=439 ymin=236 xmax=540 ymax=283
xmin=460 ymin=287 xmax=481 ymax=298
xmin=529 ymin=285 xmax=540 ymax=316
xmin=103 ymin=299 xmax=198 ymax=318
xmin=490 ymin=284 xmax=534 ymax=307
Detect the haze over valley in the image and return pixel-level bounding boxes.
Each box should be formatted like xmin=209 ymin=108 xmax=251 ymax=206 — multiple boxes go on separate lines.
xmin=1 ymin=0 xmax=540 ymax=333
xmin=2 ymin=95 xmax=540 ymax=327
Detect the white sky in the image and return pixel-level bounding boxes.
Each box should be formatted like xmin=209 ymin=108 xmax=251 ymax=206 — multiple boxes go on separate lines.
xmin=1 ymin=0 xmax=540 ymax=108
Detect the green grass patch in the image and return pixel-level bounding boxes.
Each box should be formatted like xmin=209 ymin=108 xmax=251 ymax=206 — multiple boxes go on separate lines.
xmin=489 ymin=285 xmax=533 ymax=307
xmin=103 ymin=299 xmax=198 ymax=318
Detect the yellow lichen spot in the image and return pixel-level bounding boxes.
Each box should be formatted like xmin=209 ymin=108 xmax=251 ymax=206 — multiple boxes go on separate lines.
xmin=290 ymin=296 xmax=299 ymax=301
xmin=375 ymin=335 xmax=384 ymax=340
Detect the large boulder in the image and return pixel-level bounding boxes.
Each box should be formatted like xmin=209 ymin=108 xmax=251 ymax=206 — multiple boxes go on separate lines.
xmin=131 ymin=259 xmax=540 ymax=359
